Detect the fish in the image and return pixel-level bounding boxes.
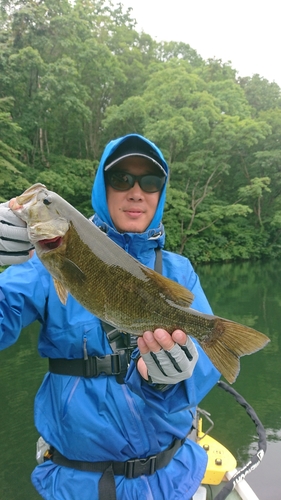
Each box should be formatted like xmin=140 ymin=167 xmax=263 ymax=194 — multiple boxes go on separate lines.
xmin=11 ymin=183 xmax=270 ymax=383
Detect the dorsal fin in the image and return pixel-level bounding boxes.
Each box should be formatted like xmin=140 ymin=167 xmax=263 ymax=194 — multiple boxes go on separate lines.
xmin=144 ymin=267 xmax=194 ymax=308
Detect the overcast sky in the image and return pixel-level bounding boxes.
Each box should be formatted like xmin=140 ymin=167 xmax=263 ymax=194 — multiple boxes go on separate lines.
xmin=117 ymin=0 xmax=280 ymax=87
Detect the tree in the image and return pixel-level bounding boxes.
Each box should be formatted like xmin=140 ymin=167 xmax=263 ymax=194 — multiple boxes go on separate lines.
xmin=103 ymin=59 xmax=269 ymax=259
xmin=0 ymin=96 xmax=30 ymax=200
xmin=1 ymin=1 xmax=281 ymax=262
xmin=239 ymin=74 xmax=281 ymax=114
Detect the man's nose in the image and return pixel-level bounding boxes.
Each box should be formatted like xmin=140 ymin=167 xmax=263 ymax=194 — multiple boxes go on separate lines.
xmin=127 ymin=181 xmax=144 ymax=198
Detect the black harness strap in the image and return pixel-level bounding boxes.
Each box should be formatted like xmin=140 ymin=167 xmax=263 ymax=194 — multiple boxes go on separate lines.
xmin=99 ymin=464 xmax=115 ymax=500
xmin=154 ymin=247 xmax=163 ymax=274
xmin=48 ymin=350 xmax=130 ymax=378
xmin=50 ymin=437 xmax=185 ymax=500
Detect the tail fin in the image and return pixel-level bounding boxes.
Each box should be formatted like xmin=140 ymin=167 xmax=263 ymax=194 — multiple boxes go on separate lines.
xmin=202 ymin=319 xmax=270 ymax=384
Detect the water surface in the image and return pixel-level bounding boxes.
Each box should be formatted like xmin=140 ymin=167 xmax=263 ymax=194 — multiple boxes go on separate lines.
xmin=197 ymin=259 xmax=281 ymax=500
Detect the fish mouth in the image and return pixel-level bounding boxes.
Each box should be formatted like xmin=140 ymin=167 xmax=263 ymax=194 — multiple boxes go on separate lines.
xmin=38 ymin=236 xmax=63 ymax=251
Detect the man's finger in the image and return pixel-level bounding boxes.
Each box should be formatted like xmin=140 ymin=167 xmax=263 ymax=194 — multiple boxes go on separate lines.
xmin=9 ymin=198 xmax=21 ymax=210
xmin=153 ymin=328 xmax=175 ymax=351
xmin=136 ymin=356 xmax=149 ymax=380
xmin=137 ymin=336 xmax=150 ymax=355
xmin=142 ymin=330 xmax=163 ymax=353
xmin=171 ymin=329 xmax=188 ymax=345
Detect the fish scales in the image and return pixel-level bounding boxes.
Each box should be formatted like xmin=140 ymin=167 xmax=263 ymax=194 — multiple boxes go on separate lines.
xmin=46 ymin=222 xmax=194 ymax=334
xmin=12 ymin=183 xmax=270 ymax=383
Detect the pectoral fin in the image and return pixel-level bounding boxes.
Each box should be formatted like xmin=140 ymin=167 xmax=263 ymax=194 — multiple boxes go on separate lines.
xmin=53 ymin=258 xmax=86 ymax=305
xmin=61 ymin=258 xmax=86 ymax=283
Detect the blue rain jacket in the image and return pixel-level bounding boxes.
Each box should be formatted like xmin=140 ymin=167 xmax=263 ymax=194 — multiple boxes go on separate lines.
xmin=0 ymin=134 xmax=220 ymax=500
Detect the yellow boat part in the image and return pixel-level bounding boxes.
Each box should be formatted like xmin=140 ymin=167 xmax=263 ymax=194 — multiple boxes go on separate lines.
xmin=197 ymin=418 xmax=237 ymax=485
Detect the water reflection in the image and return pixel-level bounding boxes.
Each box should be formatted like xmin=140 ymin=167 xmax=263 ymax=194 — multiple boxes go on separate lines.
xmin=0 ymin=322 xmax=46 ymax=499
xmin=0 ymin=259 xmax=280 ymax=499
xmin=197 ymin=259 xmax=281 ymax=500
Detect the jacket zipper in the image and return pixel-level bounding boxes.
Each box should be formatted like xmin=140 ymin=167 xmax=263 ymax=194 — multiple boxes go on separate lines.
xmin=83 ymin=335 xmax=88 ymax=360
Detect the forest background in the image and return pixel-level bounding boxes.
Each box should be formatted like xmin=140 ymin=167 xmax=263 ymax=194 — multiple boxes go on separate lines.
xmin=1 ymin=0 xmax=281 ymax=264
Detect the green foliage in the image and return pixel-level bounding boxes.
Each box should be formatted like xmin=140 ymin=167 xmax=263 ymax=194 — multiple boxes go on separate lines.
xmin=103 ymin=96 xmax=147 ymax=140
xmin=163 ymin=187 xmax=192 ymax=252
xmin=0 ymin=0 xmax=281 ymax=263
xmin=238 ymin=177 xmax=271 ymax=200
xmin=30 ymin=155 xmax=96 ymax=216
xmin=183 ymin=218 xmax=269 ymax=263
xmin=0 ymin=96 xmax=31 ymax=200
xmin=239 ymin=74 xmax=281 ymax=114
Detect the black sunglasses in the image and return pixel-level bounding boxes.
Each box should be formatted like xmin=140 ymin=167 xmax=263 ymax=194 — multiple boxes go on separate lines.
xmin=105 ymin=172 xmax=165 ymax=193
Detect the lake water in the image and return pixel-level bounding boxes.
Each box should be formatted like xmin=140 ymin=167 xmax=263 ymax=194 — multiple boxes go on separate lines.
xmin=0 ymin=259 xmax=280 ymax=499
xmin=197 ymin=259 xmax=281 ymax=500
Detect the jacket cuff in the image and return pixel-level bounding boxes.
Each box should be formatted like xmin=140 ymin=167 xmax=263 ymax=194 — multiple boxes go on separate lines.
xmin=133 ymin=353 xmax=170 ymax=392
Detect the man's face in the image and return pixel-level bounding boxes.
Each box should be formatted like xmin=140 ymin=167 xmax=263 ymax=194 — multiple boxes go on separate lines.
xmin=106 ymin=157 xmax=162 ymax=233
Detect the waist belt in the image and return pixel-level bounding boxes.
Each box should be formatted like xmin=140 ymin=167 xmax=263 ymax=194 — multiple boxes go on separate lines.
xmin=48 ymin=350 xmax=130 ymax=380
xmin=50 ymin=437 xmax=185 ymax=500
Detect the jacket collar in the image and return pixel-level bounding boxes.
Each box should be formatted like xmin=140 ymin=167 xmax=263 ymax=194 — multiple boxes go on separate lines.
xmin=92 ymin=214 xmax=165 ymax=266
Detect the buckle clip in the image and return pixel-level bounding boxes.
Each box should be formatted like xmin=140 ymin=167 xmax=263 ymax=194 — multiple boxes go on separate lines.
xmin=124 ymin=459 xmax=134 ymax=479
xmin=124 ymin=455 xmax=157 ymax=478
xmin=148 ymin=455 xmax=157 ymax=475
xmin=82 ymin=353 xmax=128 ymax=378
xmin=83 ymin=356 xmax=97 ymax=378
xmin=110 ymin=353 xmax=121 ymax=375
xmin=110 ymin=350 xmax=130 ymax=376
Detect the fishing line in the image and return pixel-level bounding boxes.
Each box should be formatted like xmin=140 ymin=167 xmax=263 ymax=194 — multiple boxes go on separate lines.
xmin=213 ymin=380 xmax=267 ymax=500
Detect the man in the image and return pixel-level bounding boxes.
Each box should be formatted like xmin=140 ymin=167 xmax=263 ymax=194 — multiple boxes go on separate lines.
xmin=0 ymin=134 xmax=220 ymax=500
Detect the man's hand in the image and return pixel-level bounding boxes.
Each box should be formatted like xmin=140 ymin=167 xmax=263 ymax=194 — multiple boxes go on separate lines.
xmin=137 ymin=328 xmax=198 ymax=385
xmin=0 ymin=200 xmax=34 ymax=266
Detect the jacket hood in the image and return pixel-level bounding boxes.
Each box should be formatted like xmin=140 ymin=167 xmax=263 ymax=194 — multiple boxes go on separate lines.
xmin=91 ymin=134 xmax=169 ymax=232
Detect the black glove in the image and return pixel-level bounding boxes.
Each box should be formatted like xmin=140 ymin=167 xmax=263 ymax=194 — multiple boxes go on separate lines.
xmin=0 ymin=201 xmax=33 ymax=265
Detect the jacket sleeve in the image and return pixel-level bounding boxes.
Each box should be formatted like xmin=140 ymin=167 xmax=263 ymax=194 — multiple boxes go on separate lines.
xmin=0 ymin=255 xmax=49 ymax=349
xmin=125 ymin=342 xmax=220 ymax=414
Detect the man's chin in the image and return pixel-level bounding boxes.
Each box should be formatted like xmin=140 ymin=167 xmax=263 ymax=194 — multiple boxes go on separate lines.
xmin=117 ymin=221 xmax=149 ymax=234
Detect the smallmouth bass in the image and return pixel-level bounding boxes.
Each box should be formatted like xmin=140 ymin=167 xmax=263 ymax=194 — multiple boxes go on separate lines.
xmin=12 ymin=183 xmax=270 ymax=383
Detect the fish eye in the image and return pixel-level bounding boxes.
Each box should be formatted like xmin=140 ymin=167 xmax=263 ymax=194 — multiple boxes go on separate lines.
xmin=43 ymin=197 xmax=51 ymax=206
